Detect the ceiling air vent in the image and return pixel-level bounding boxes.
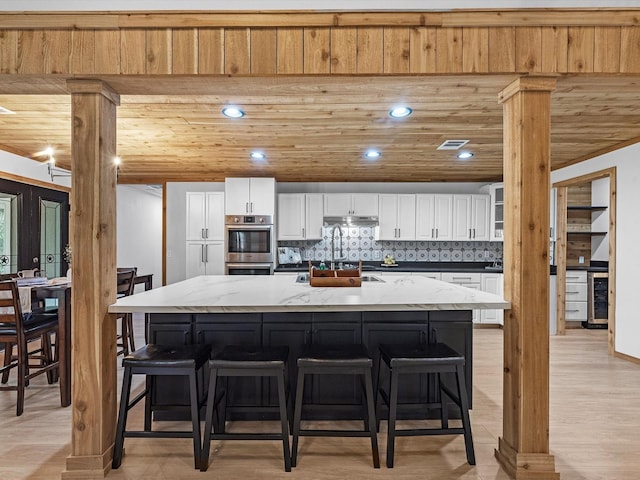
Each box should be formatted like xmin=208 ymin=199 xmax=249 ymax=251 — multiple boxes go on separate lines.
xmin=437 ymin=139 xmax=469 ymax=150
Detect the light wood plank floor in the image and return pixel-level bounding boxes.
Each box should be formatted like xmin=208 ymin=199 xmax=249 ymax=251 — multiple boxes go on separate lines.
xmin=1 ymin=325 xmax=639 ymax=480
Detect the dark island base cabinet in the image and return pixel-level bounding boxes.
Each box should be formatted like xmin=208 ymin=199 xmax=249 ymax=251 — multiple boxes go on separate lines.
xmin=147 ymin=310 xmax=472 ymax=421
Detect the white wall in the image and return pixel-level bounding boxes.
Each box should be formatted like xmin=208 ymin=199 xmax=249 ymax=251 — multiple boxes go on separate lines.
xmin=552 ymin=141 xmax=640 ymax=360
xmin=165 ymin=182 xmax=225 ymax=285
xmin=3 ymin=1 xmax=639 ymax=10
xmin=0 ymin=150 xmax=71 ymax=189
xmin=116 ymin=185 xmax=163 ymax=290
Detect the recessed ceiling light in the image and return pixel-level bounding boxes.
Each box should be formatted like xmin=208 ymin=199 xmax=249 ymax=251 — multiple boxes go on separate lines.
xmin=389 ymin=106 xmax=412 ymax=118
xmin=457 ymin=151 xmax=474 ymax=160
xmin=113 ymin=156 xmax=122 ymax=166
xmin=250 ymin=151 xmax=266 ymax=160
xmin=364 ymin=149 xmax=381 ymax=159
xmin=222 ymin=107 xmax=245 ymax=118
xmin=0 ymin=106 xmax=15 ymax=115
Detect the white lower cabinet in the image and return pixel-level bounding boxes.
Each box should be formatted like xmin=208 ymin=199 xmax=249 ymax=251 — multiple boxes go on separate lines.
xmin=480 ymin=273 xmax=504 ymax=325
xmin=440 ymin=272 xmax=482 ymax=324
xmin=565 ymin=270 xmax=587 ymax=322
xmin=186 ymin=241 xmax=224 ymax=278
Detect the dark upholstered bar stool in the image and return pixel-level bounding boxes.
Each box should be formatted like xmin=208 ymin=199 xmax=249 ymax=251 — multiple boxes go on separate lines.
xmin=112 ymin=344 xmax=211 ymax=470
xmin=201 ymin=345 xmax=291 ymax=472
xmin=376 ymin=343 xmax=475 ymax=468
xmin=291 ymin=344 xmax=380 ymax=469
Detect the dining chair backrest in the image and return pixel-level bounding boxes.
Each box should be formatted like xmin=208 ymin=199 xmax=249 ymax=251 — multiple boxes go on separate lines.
xmin=116 ymin=269 xmax=136 ymax=298
xmin=0 ymin=280 xmax=24 ymax=334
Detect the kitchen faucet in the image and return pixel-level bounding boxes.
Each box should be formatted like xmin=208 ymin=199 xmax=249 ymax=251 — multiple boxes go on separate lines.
xmin=330 ymin=224 xmax=344 ymax=270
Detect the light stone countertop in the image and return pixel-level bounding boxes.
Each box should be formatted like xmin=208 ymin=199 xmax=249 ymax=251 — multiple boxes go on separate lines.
xmin=109 ymin=274 xmax=510 ymax=314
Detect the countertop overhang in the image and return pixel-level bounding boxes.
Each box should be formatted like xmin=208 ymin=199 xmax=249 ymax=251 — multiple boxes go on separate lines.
xmin=109 ymin=274 xmax=510 ymax=314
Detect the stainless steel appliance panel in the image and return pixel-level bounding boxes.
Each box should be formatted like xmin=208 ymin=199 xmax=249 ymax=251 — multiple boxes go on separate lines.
xmin=225 ymin=263 xmax=274 ymax=275
xmin=225 ymin=215 xmax=274 ymax=264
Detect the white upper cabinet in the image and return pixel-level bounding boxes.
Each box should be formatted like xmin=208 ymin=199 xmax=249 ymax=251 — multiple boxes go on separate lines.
xmin=489 ymin=183 xmax=504 ymax=241
xmin=186 ymin=192 xmax=224 ymax=241
xmin=416 ymin=194 xmax=453 ymax=240
xmin=452 ymin=194 xmax=490 ymax=241
xmin=324 ymin=193 xmax=379 ymax=217
xmin=225 ymin=177 xmax=276 ymax=215
xmin=277 ymin=193 xmax=324 ymax=240
xmin=378 ymin=194 xmax=416 ymax=240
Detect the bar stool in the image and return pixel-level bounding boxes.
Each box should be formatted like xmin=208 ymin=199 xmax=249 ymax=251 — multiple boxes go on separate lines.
xmin=376 ymin=342 xmax=475 ymax=468
xmin=291 ymin=344 xmax=380 ymax=468
xmin=201 ymin=345 xmax=291 ymax=472
xmin=112 ymin=343 xmax=211 ymax=470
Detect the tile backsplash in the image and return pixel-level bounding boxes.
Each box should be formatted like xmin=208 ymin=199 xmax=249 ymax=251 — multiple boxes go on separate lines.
xmin=279 ymin=226 xmax=503 ymax=263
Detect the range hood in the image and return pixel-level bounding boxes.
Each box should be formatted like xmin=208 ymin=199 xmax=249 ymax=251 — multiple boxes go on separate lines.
xmin=323 ymin=216 xmax=379 ymax=227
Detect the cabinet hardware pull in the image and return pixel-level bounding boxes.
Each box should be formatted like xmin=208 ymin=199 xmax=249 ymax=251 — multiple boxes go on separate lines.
xmin=436 ymin=228 xmax=438 ymax=238
xmin=204 ymin=245 xmax=208 ymax=263
xmin=473 ymin=228 xmax=476 ymax=239
xmin=398 ymin=228 xmax=400 ymax=237
xmin=205 ymin=228 xmax=209 ymax=239
xmin=246 ymin=202 xmax=249 ymax=213
xmin=201 ymin=244 xmax=205 ymax=263
xmin=201 ymin=228 xmax=205 ymax=239
xmin=302 ymin=227 xmax=305 ymax=237
xmin=469 ymin=228 xmax=472 ymax=239
xmin=250 ymin=202 xmax=254 ymax=212
xmin=431 ymin=228 xmax=434 ymax=237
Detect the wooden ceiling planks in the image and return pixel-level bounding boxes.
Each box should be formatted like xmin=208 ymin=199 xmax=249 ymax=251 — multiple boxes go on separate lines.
xmin=0 ymin=74 xmax=640 ymax=183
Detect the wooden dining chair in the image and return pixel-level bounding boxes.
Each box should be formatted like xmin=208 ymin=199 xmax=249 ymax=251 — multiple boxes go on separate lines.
xmin=116 ymin=268 xmax=137 ymax=356
xmin=0 ymin=280 xmax=60 ymax=416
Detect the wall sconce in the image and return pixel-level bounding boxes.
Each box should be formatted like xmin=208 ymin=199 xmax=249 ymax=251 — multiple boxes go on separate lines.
xmin=47 ymin=158 xmax=71 ymax=182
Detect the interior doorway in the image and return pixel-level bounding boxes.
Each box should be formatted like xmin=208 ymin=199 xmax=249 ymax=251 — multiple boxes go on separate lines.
xmin=553 ymin=167 xmax=616 ymax=354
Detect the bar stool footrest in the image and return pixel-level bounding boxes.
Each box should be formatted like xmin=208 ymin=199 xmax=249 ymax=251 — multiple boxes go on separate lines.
xmin=394 ymin=427 xmax=466 ymax=437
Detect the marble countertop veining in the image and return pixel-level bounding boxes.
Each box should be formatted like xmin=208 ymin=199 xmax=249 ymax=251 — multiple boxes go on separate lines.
xmin=109 ymin=274 xmax=510 ymax=314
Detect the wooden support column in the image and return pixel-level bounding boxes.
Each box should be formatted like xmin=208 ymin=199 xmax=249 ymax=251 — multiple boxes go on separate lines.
xmin=62 ymin=79 xmax=120 ymax=480
xmin=495 ymin=77 xmax=560 ymax=480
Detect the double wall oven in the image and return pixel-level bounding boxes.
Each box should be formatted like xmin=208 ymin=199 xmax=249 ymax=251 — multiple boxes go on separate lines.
xmin=224 ymin=215 xmax=274 ymax=275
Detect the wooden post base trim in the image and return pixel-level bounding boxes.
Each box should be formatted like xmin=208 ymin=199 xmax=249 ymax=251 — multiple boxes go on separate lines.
xmin=61 ymin=444 xmax=114 ymax=479
xmin=495 ymin=437 xmax=560 ymax=480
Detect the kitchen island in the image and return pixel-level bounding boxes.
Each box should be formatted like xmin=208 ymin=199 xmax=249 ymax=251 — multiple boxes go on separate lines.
xmin=110 ymin=274 xmax=509 ymax=420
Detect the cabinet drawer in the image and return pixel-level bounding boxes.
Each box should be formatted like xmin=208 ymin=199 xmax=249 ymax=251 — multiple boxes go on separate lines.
xmin=565 ymin=301 xmax=587 ymax=320
xmin=441 ymin=272 xmax=481 ymax=285
xmin=565 ymin=270 xmax=587 ymax=283
xmin=565 ymin=283 xmax=587 ymax=301
xmin=414 ymin=272 xmax=442 ymax=281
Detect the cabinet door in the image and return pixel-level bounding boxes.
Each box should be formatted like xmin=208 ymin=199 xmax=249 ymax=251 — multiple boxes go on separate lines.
xmin=362 ymin=320 xmax=430 ymax=405
xmin=186 ymin=192 xmax=207 ymax=240
xmin=148 ymin=322 xmax=193 ymax=409
xmin=263 ymin=316 xmax=313 ymax=406
xmin=324 ymin=193 xmax=351 ymax=216
xmin=378 ymin=194 xmax=399 ymax=240
xmin=277 ymin=194 xmax=305 ymax=240
xmin=433 ymin=194 xmax=453 ymax=240
xmin=480 ymin=273 xmax=503 ymax=324
xmin=248 ymin=178 xmax=275 ymax=215
xmin=305 ymin=194 xmax=324 ymax=239
xmin=195 ymin=318 xmax=263 ymax=409
xmin=452 ymin=194 xmax=472 ymax=241
xmin=312 ymin=317 xmax=362 ymax=405
xmin=225 ymin=178 xmax=251 ymax=214
xmin=205 ymin=192 xmax=225 ymax=240
xmin=204 ymin=242 xmax=225 ymax=275
xmin=490 ymin=183 xmax=504 ymax=241
xmin=185 ymin=241 xmax=207 ymax=279
xmin=396 ymin=194 xmax=416 ymax=240
xmin=471 ymin=195 xmax=490 ymax=241
xmin=428 ymin=314 xmax=473 ymax=409
xmin=416 ymin=194 xmax=435 ymax=240
xmin=352 ymin=193 xmax=379 ymax=216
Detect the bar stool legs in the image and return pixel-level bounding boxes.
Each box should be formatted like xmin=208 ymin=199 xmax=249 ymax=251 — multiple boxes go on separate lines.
xmin=377 ymin=343 xmax=475 ymax=468
xmin=200 ymin=346 xmax=292 ymax=473
xmin=291 ymin=344 xmax=380 ymax=469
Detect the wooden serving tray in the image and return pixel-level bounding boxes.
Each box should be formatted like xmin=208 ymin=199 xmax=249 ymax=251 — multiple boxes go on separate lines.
xmin=308 ymin=261 xmax=362 ymax=287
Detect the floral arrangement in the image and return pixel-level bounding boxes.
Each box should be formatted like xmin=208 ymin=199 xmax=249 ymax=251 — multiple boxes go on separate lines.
xmin=63 ymin=244 xmax=71 ymax=265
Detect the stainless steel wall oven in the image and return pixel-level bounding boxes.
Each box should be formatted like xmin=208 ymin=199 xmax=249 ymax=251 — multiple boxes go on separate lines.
xmin=224 ymin=215 xmax=274 ymax=274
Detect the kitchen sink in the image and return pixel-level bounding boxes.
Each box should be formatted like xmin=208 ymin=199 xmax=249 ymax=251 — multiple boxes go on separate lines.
xmin=295 ymin=273 xmax=384 ymax=283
